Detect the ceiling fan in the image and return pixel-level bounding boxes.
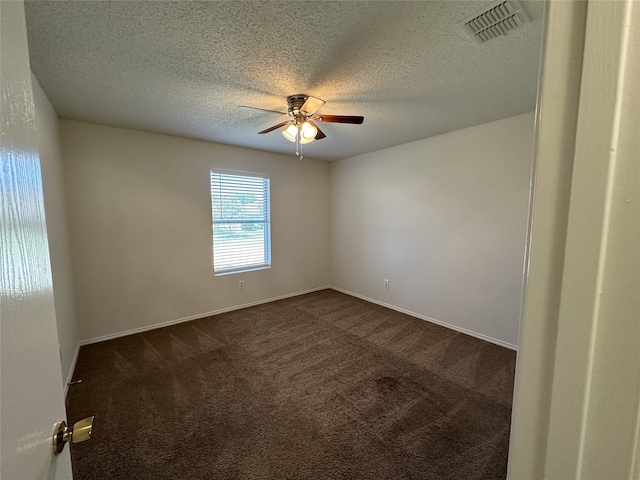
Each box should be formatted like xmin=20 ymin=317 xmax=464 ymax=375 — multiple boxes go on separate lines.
xmin=239 ymin=94 xmax=364 ymax=158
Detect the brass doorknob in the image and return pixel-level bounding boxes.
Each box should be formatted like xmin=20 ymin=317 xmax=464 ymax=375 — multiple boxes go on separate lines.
xmin=52 ymin=416 xmax=95 ymax=455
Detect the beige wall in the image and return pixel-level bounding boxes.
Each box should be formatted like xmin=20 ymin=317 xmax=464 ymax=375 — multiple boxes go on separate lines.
xmin=32 ymin=74 xmax=80 ymax=384
xmin=60 ymin=120 xmax=331 ymax=341
xmin=330 ymin=112 xmax=535 ymax=348
xmin=58 ymin=112 xmax=533 ymax=348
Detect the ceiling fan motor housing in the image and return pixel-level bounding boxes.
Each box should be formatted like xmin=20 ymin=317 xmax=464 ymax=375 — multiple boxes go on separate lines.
xmin=286 ymin=94 xmax=309 ymax=116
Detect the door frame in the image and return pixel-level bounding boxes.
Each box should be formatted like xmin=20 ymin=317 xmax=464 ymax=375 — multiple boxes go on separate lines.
xmin=509 ymin=0 xmax=640 ymax=477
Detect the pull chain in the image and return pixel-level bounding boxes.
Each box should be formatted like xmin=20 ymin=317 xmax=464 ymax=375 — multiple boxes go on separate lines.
xmin=295 ymin=129 xmax=300 ymax=157
xmin=295 ymin=129 xmax=304 ymax=160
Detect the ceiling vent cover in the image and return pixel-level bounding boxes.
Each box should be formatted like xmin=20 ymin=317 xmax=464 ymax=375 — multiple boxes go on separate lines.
xmin=458 ymin=0 xmax=530 ymax=45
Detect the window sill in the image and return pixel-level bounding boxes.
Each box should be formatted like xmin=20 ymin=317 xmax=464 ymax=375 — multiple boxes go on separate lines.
xmin=214 ymin=265 xmax=271 ymax=277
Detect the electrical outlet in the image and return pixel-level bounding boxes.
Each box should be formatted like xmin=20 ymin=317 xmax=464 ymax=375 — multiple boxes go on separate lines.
xmin=239 ymin=280 xmax=245 ymax=290
xmin=384 ymin=279 xmax=389 ymax=289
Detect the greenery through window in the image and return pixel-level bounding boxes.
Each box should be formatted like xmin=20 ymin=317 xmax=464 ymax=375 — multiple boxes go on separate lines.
xmin=211 ymin=171 xmax=271 ymax=275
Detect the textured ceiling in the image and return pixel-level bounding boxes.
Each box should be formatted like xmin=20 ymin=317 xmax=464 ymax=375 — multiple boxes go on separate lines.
xmin=24 ymin=1 xmax=544 ymax=161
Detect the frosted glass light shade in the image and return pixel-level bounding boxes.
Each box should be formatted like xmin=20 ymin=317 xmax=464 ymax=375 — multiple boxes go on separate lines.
xmin=282 ymin=124 xmax=298 ymax=142
xmin=299 ymin=121 xmax=317 ymax=144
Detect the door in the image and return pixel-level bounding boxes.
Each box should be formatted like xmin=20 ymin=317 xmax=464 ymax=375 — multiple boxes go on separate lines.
xmin=1 ymin=1 xmax=73 ymax=479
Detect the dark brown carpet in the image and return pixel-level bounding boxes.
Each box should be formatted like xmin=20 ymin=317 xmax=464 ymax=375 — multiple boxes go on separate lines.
xmin=66 ymin=289 xmax=516 ymax=479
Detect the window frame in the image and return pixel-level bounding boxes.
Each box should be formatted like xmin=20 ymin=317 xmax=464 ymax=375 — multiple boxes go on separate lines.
xmin=210 ymin=169 xmax=271 ymax=276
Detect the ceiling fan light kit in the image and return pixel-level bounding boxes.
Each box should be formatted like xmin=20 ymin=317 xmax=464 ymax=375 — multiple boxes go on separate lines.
xmin=299 ymin=122 xmax=318 ymax=144
xmin=281 ymin=120 xmax=317 ymax=144
xmin=282 ymin=123 xmax=299 ymax=143
xmin=240 ymin=94 xmax=364 ymax=159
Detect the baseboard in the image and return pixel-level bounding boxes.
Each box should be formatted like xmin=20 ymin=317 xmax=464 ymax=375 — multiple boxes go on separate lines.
xmin=329 ymin=286 xmax=518 ymax=351
xmin=64 ymin=342 xmax=81 ymax=398
xmin=78 ymin=283 xmax=517 ymax=351
xmin=79 ymin=286 xmax=332 ymax=346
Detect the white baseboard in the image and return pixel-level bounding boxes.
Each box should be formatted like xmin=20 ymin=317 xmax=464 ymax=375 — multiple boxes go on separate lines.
xmin=67 ymin=285 xmax=514 ymax=388
xmin=77 ymin=283 xmax=516 ymax=352
xmin=79 ymin=286 xmax=332 ymax=346
xmin=64 ymin=342 xmax=81 ymax=398
xmin=329 ymin=286 xmax=518 ymax=351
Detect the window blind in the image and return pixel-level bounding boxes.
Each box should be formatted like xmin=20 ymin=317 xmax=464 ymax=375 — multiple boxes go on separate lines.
xmin=211 ymin=172 xmax=271 ymax=275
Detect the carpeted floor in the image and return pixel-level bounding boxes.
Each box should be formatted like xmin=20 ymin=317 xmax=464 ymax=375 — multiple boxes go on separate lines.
xmin=66 ymin=289 xmax=516 ymax=479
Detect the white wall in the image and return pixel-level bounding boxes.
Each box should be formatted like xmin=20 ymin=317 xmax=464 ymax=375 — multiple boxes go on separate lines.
xmin=60 ymin=120 xmax=331 ymax=341
xmin=58 ymin=113 xmax=532 ymax=346
xmin=32 ymin=74 xmax=80 ymax=384
xmin=330 ymin=112 xmax=534 ymax=348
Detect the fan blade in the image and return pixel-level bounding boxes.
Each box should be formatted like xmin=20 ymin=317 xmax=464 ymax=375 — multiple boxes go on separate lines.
xmin=315 ymin=115 xmax=364 ymax=124
xmin=258 ymin=121 xmax=290 ymax=134
xmin=300 ymin=96 xmax=326 ymax=115
xmin=309 ymin=121 xmax=326 ymax=140
xmin=239 ymin=105 xmax=288 ymax=116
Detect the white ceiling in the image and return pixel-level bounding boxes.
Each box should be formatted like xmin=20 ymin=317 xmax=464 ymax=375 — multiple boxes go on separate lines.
xmin=24 ymin=1 xmax=544 ymax=161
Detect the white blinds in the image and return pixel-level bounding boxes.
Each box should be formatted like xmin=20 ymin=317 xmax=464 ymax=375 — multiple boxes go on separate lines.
xmin=211 ymin=172 xmax=271 ymax=274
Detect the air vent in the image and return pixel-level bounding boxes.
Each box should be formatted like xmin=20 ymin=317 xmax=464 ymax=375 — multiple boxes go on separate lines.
xmin=458 ymin=0 xmax=530 ymax=45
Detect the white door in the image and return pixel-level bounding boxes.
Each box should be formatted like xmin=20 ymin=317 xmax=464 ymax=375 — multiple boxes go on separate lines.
xmin=1 ymin=1 xmax=73 ymax=479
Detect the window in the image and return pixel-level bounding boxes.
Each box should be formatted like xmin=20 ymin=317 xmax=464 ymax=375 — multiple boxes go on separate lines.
xmin=210 ymin=171 xmax=271 ymax=275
